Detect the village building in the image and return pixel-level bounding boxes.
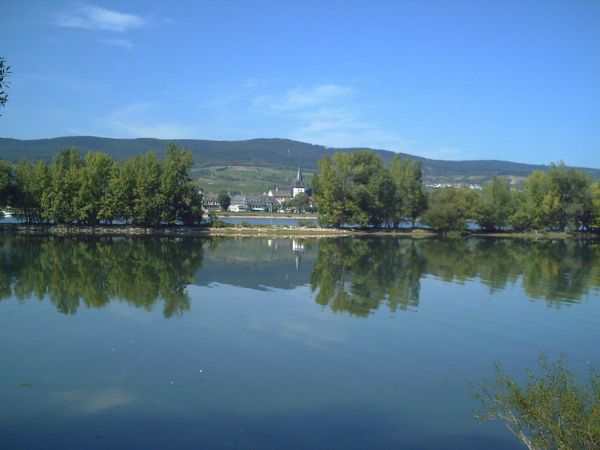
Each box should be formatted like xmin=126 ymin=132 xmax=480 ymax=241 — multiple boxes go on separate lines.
xmin=227 ymin=194 xmax=277 ymax=212
xmin=228 ymin=194 xmax=248 ymax=212
xmin=204 ymin=164 xmax=313 ymax=212
xmin=201 ymin=191 xmax=222 ymax=211
xmin=268 ymin=165 xmax=311 ymax=205
xmin=267 ymin=187 xmax=293 ymax=205
xmin=292 ymin=165 xmax=306 ymax=197
xmin=246 ymin=195 xmax=276 ymax=212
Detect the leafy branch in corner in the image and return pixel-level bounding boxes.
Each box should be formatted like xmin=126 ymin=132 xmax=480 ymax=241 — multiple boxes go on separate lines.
xmin=473 ymin=355 xmax=600 ymax=450
xmin=0 ymin=57 xmax=11 ymax=113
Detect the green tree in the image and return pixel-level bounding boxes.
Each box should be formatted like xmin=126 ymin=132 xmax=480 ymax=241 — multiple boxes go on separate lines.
xmin=217 ymin=191 xmax=231 ymax=211
xmin=313 ymin=153 xmax=353 ymax=227
xmin=102 ymin=158 xmax=137 ymax=224
xmin=513 ymin=165 xmax=593 ymax=231
xmin=390 ymin=156 xmax=427 ymax=228
xmin=591 ymin=182 xmax=600 ymax=231
xmin=75 ymin=152 xmax=114 ymax=225
xmin=13 ymin=159 xmax=49 ymax=222
xmin=509 ymin=189 xmax=531 ymax=232
xmin=178 ymin=183 xmax=203 ymax=226
xmin=314 ymin=151 xmax=395 ymax=227
xmin=131 ymin=152 xmax=162 ymax=226
xmin=349 ymin=151 xmax=394 ymax=227
xmin=546 ymin=163 xmax=593 ymax=231
xmin=389 ymin=156 xmax=405 ymax=226
xmin=475 ymin=176 xmax=515 ymax=231
xmin=41 ymin=148 xmax=83 ymax=223
xmin=474 ymin=356 xmax=600 ymax=450
xmin=511 ymin=171 xmax=553 ymax=231
xmin=159 ymin=143 xmax=197 ymax=224
xmin=0 ymin=57 xmax=10 ymax=112
xmin=284 ymin=192 xmax=310 ymax=212
xmin=422 ymin=186 xmax=478 ymax=233
xmin=0 ymin=159 xmax=14 ymax=209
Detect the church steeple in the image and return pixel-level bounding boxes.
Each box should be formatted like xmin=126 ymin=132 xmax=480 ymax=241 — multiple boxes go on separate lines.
xmin=292 ymin=164 xmax=306 ymax=197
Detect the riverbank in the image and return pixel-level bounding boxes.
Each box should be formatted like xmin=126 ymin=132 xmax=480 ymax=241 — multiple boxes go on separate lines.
xmin=0 ymin=223 xmax=349 ymax=238
xmin=1 ymin=223 xmax=599 ymax=239
xmin=217 ymin=212 xmax=318 ymax=220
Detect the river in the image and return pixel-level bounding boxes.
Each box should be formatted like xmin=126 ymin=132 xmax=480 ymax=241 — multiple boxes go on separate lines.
xmin=1 ymin=236 xmax=598 ymax=449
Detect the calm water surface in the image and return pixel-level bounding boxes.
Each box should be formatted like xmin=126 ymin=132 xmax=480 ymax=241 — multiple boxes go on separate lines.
xmin=1 ymin=236 xmax=599 ymax=449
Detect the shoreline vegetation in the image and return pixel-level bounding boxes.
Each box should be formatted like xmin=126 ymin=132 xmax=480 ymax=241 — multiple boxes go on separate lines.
xmin=1 ymin=144 xmax=599 ymax=234
xmin=1 ymin=222 xmax=598 ymax=240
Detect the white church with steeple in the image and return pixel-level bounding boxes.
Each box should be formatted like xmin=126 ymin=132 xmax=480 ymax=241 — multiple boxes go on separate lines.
xmin=267 ymin=164 xmax=310 ymax=204
xmin=292 ymin=165 xmax=306 ymax=197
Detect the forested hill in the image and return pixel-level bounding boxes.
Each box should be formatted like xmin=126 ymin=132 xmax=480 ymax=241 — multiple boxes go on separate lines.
xmin=1 ymin=136 xmax=598 ymax=183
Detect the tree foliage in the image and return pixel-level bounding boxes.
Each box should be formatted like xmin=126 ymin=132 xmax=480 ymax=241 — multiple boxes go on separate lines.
xmin=511 ymin=165 xmax=594 ymax=231
xmin=42 ymin=148 xmax=83 ymax=223
xmin=4 ymin=143 xmax=203 ymax=226
xmin=76 ymin=152 xmax=114 ymax=225
xmin=313 ymin=152 xmax=599 ymax=233
xmin=283 ymin=192 xmax=309 ymax=212
xmin=314 ymin=151 xmax=413 ymax=228
xmin=390 ymin=156 xmax=427 ymax=227
xmin=474 ymin=356 xmax=600 ymax=450
xmin=159 ymin=142 xmax=200 ymax=224
xmin=217 ymin=191 xmax=231 ymax=211
xmin=0 ymin=57 xmax=10 ymax=112
xmin=475 ymin=176 xmax=515 ymax=231
xmin=422 ymin=186 xmax=478 ymax=233
xmin=0 ymin=159 xmax=15 ymax=209
xmin=592 ymin=182 xmax=600 ymax=231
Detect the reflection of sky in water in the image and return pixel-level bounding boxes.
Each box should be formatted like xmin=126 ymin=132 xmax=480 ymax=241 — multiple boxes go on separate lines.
xmin=0 ymin=237 xmax=599 ymax=449
xmin=53 ymin=388 xmax=135 ymax=414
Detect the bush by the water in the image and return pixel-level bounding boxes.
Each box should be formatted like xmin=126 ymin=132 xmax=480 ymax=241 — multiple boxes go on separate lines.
xmin=474 ymin=356 xmax=600 ymax=450
xmin=297 ymin=219 xmax=316 ymax=228
xmin=210 ymin=220 xmax=234 ymax=229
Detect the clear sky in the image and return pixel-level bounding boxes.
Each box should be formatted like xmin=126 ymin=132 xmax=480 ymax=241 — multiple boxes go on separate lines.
xmin=1 ymin=0 xmax=599 ymax=167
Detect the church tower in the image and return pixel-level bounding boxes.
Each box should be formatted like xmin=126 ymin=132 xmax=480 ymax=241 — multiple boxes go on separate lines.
xmin=292 ymin=164 xmax=306 ymax=197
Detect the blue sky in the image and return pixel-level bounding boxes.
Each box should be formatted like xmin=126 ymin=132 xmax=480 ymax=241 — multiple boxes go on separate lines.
xmin=1 ymin=0 xmax=599 ymax=167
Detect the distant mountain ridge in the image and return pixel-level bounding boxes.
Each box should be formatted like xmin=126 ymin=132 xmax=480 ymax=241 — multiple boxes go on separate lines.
xmin=1 ymin=136 xmax=598 ymax=184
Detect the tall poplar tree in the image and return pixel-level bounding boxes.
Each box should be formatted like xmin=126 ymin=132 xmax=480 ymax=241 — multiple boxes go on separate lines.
xmin=76 ymin=152 xmax=114 ymax=225
xmin=42 ymin=148 xmax=82 ymax=223
xmin=131 ymin=152 xmax=162 ymax=226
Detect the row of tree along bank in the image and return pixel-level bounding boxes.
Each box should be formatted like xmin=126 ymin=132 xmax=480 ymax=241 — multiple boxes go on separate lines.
xmin=2 ymin=145 xmax=599 ymax=233
xmin=313 ymin=151 xmax=600 ymax=232
xmin=0 ymin=143 xmax=203 ymax=226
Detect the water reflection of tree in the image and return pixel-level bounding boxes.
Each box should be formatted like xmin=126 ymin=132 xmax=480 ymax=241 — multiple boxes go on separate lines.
xmin=310 ymin=238 xmax=426 ymax=317
xmin=310 ymin=237 xmax=600 ymax=316
xmin=0 ymin=236 xmax=205 ymax=317
xmin=2 ymin=236 xmax=599 ymax=318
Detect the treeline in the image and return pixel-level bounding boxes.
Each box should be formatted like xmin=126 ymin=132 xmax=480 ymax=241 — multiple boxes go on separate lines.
xmin=313 ymin=151 xmax=600 ymax=232
xmin=0 ymin=143 xmax=203 ymax=226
